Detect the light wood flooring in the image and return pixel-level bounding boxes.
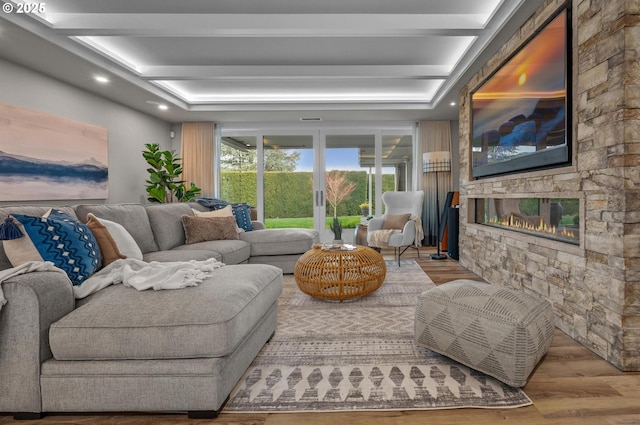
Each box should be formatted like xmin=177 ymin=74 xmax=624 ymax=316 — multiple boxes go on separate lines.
xmin=2 ymin=246 xmax=640 ymax=425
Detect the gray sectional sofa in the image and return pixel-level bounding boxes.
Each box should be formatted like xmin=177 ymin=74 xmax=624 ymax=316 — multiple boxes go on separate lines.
xmin=0 ymin=202 xmax=318 ymax=419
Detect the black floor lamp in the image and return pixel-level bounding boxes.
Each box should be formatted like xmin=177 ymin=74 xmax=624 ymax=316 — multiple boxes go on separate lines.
xmin=423 ymin=151 xmax=451 ymax=260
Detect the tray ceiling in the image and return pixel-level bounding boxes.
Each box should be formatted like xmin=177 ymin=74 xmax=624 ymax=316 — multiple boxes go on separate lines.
xmin=0 ymin=0 xmax=545 ymax=123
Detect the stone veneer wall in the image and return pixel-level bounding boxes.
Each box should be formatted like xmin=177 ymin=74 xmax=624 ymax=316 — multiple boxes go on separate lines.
xmin=458 ymin=0 xmax=640 ymax=370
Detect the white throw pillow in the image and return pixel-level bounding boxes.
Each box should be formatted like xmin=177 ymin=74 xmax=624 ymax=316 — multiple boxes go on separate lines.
xmin=86 ymin=213 xmax=143 ymax=260
xmin=192 ymin=205 xmax=233 ymax=218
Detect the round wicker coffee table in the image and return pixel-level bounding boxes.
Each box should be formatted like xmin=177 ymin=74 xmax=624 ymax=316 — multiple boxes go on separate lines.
xmin=294 ymin=245 xmax=386 ymax=302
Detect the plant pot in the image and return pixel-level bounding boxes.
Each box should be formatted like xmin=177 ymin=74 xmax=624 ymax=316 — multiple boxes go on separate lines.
xmin=332 ymin=239 xmax=344 ymax=244
xmin=361 ymin=208 xmax=369 ymax=216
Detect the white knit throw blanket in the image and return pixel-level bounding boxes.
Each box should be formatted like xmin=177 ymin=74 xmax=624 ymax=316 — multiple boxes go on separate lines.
xmin=0 ymin=259 xmax=225 ymax=311
xmin=368 ymin=229 xmax=399 ymax=248
xmin=74 ymin=258 xmax=225 ymax=299
xmin=0 ymin=261 xmax=68 ymax=314
xmin=368 ymin=216 xmax=424 ymax=248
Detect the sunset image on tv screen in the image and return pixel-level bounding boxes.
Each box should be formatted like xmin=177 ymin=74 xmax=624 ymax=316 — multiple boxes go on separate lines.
xmin=471 ymin=10 xmax=567 ymax=173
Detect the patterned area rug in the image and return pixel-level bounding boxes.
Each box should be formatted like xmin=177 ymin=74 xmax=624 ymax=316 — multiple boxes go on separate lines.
xmin=224 ymin=259 xmax=531 ymax=413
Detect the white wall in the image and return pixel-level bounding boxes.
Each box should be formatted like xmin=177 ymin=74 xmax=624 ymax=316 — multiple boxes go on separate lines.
xmin=0 ymin=58 xmax=172 ymax=205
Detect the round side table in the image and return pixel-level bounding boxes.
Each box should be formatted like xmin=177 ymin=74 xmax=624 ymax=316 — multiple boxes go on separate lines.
xmin=354 ymin=223 xmax=369 ymax=246
xmin=294 ymin=245 xmax=386 ymax=302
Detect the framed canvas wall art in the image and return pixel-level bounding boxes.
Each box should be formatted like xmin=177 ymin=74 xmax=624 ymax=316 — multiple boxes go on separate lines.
xmin=0 ymin=102 xmax=108 ymax=201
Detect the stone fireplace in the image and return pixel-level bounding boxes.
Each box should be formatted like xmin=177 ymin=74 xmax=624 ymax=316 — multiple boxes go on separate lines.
xmin=458 ymin=0 xmax=640 ymax=370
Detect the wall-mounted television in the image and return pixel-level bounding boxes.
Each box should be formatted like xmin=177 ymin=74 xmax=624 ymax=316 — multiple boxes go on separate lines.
xmin=471 ymin=7 xmax=571 ymax=179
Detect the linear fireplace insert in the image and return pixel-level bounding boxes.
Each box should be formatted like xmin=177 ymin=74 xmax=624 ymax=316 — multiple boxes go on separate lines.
xmin=475 ymin=197 xmax=579 ymax=245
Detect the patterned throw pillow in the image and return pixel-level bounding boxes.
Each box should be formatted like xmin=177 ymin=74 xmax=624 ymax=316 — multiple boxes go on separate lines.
xmin=196 ymin=198 xmax=254 ymax=232
xmin=3 ymin=209 xmax=102 ymax=285
xmin=230 ymin=204 xmax=253 ymax=232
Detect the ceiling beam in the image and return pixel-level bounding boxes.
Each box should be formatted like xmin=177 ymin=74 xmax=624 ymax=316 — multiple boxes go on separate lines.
xmin=47 ymin=13 xmax=488 ymax=37
xmin=33 ymin=0 xmax=507 ymax=15
xmin=139 ymin=65 xmax=452 ymax=80
xmin=184 ymin=102 xmax=433 ymax=112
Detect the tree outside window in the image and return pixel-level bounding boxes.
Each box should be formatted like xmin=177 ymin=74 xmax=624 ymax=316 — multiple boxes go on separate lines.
xmin=325 ymin=171 xmax=356 ymax=218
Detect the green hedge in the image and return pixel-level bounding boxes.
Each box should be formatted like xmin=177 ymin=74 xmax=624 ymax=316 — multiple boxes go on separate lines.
xmin=220 ymin=171 xmax=258 ymax=206
xmin=264 ymin=172 xmax=314 ymax=218
xmin=221 ymin=171 xmax=395 ymax=219
xmin=518 ymin=198 xmax=579 ymax=218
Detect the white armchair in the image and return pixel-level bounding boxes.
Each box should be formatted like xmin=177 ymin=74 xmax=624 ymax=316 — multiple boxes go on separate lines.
xmin=367 ymin=191 xmax=424 ymax=266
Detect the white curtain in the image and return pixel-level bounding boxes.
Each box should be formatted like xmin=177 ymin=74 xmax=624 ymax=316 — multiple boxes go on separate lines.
xmin=181 ymin=122 xmax=215 ymax=197
xmin=418 ymin=121 xmax=453 ymax=245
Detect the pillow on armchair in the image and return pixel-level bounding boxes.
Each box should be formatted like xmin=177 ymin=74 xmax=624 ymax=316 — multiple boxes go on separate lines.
xmin=382 ymin=213 xmax=411 ymax=230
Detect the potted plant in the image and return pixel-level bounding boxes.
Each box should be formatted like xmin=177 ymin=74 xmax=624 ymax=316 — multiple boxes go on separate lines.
xmin=330 ymin=217 xmax=343 ymax=243
xmin=359 ymin=202 xmax=370 ymax=216
xmin=142 ymin=143 xmax=201 ymax=203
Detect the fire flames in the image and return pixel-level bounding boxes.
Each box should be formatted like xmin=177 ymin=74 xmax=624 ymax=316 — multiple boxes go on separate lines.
xmin=487 ymin=214 xmax=576 ymax=241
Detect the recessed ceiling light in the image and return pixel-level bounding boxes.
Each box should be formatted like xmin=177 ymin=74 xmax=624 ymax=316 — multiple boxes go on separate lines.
xmin=94 ymin=76 xmax=109 ymax=84
xmin=450 ymin=101 xmax=456 ymax=106
xmin=147 ymin=100 xmax=169 ymax=110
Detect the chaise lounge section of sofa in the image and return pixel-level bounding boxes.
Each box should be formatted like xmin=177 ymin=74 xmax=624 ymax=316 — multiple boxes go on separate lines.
xmin=0 ymin=202 xmax=318 ymax=419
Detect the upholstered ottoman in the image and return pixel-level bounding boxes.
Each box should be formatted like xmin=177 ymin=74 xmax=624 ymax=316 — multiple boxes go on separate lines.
xmin=414 ymin=279 xmax=554 ymax=387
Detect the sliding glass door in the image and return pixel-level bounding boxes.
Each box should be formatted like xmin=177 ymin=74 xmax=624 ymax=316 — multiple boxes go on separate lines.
xmin=219 ymin=126 xmax=415 ymax=243
xmin=219 ymin=133 xmax=257 ymax=206
xmin=261 ymin=133 xmax=316 ymax=230
xmin=319 ymin=130 xmax=414 ymax=243
xmin=321 ymin=132 xmax=376 ymax=243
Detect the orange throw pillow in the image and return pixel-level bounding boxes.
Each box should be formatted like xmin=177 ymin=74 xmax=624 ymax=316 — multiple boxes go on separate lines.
xmin=86 ymin=214 xmax=126 ymax=267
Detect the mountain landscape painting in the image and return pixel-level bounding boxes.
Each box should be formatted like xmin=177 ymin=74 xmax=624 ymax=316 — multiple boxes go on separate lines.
xmin=0 ymin=102 xmax=108 ymax=201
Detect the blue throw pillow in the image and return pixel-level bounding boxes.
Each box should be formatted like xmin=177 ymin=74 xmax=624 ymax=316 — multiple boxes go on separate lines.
xmin=231 ymin=204 xmax=253 ymax=232
xmin=205 ymin=200 xmax=253 ymax=232
xmin=6 ymin=209 xmax=102 ymax=285
xmin=194 ymin=197 xmax=254 ymax=232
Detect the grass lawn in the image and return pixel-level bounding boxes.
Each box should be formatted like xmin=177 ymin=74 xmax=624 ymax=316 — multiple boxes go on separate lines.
xmin=265 ymin=215 xmax=362 ymax=229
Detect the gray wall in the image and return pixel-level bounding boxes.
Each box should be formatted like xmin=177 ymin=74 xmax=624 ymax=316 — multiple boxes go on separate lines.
xmin=0 ymin=58 xmax=172 ymax=205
